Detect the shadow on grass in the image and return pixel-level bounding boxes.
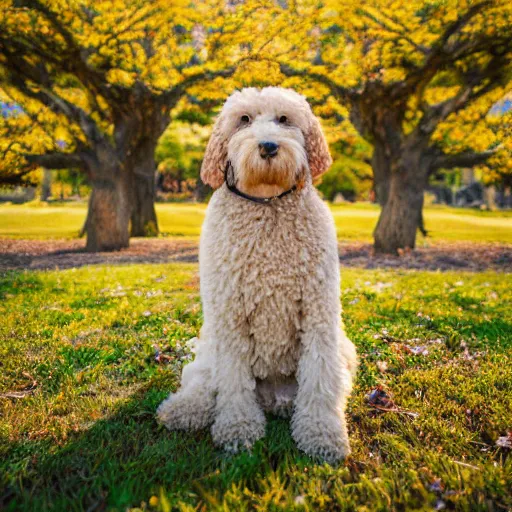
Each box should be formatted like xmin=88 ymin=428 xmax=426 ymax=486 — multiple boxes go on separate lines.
xmin=1 ymin=387 xmax=303 ymax=512
xmin=2 ymin=239 xmax=512 ymax=272
xmin=0 ymin=271 xmax=44 ymax=299
xmin=0 ymin=240 xmax=199 ymax=272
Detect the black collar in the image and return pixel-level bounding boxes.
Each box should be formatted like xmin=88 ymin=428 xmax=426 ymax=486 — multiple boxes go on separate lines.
xmin=224 ymin=161 xmax=297 ymax=205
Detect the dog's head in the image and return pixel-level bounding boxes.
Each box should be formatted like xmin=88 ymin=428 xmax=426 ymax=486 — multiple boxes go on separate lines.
xmin=200 ymin=87 xmax=332 ymax=192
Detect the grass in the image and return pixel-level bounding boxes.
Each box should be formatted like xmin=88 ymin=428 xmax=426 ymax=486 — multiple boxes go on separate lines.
xmin=1 ymin=263 xmax=511 ymax=511
xmin=1 ymin=201 xmax=511 ymax=243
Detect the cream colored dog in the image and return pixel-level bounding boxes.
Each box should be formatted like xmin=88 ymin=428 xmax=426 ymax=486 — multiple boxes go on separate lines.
xmin=157 ymin=87 xmax=357 ymax=462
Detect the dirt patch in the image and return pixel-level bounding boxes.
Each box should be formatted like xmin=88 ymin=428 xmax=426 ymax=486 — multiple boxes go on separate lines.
xmin=1 ymin=238 xmax=511 ymax=272
xmin=339 ymin=241 xmax=512 ymax=272
xmin=0 ymin=239 xmax=198 ymax=272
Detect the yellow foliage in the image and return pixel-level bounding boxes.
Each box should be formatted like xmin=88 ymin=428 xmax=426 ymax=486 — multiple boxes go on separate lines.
xmin=278 ymin=0 xmax=512 ymax=180
xmin=1 ymin=0 xmax=511 ymax=185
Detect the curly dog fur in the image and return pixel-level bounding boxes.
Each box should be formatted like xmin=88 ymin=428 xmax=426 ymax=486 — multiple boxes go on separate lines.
xmin=157 ymin=87 xmax=357 ymax=462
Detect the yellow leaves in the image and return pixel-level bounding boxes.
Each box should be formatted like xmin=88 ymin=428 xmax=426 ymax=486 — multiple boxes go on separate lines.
xmin=449 ymin=127 xmax=465 ymax=143
xmin=382 ymin=68 xmax=406 ymax=83
xmin=150 ymin=75 xmax=171 ymax=92
xmin=106 ymin=69 xmax=135 ymax=88
xmin=181 ymin=66 xmax=206 ymax=79
xmin=310 ymin=0 xmax=512 ymax=97
xmin=1 ymin=0 xmax=511 ymax=195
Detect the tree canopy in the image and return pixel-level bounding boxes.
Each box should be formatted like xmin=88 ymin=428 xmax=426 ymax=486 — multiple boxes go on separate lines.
xmin=1 ymin=0 xmax=511 ymax=252
xmin=0 ymin=0 xmax=282 ymax=249
xmin=0 ymin=0 xmax=253 ymax=178
xmin=276 ymin=0 xmax=512 ymax=252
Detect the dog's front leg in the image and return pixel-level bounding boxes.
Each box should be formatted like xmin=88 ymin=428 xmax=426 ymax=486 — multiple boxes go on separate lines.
xmin=157 ymin=337 xmax=216 ymax=431
xmin=211 ymin=344 xmax=266 ymax=453
xmin=292 ymin=297 xmax=356 ymax=463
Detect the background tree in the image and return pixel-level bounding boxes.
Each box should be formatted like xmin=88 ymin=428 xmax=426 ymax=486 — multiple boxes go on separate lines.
xmin=156 ymin=120 xmax=210 ymax=195
xmin=279 ymin=0 xmax=512 ymax=253
xmin=470 ymin=99 xmax=512 ymax=196
xmin=0 ymin=0 xmax=276 ymax=251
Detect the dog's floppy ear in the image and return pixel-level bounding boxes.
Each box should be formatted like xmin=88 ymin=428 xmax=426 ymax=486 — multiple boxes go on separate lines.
xmin=305 ymin=114 xmax=332 ymax=179
xmin=200 ymin=115 xmax=228 ymax=189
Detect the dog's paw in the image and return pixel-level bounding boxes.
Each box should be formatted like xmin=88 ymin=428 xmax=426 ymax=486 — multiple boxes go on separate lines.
xmin=211 ymin=409 xmax=266 ymax=453
xmin=292 ymin=413 xmax=350 ymax=463
xmin=157 ymin=392 xmax=213 ymax=431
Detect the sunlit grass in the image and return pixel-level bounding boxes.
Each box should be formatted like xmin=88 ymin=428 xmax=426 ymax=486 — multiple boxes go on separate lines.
xmin=1 ymin=264 xmax=511 ymax=510
xmin=1 ymin=201 xmax=511 ymax=243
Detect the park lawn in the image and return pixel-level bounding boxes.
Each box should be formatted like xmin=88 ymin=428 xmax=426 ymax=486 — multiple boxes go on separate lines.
xmin=1 ymin=263 xmax=511 ymax=511
xmin=0 ymin=201 xmax=511 ymax=243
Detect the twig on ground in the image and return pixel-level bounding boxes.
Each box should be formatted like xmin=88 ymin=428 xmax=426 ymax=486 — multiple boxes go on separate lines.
xmin=452 ymin=460 xmax=480 ymax=471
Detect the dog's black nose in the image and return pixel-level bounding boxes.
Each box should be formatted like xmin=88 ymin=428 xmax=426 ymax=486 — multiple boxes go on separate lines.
xmin=259 ymin=141 xmax=279 ymax=158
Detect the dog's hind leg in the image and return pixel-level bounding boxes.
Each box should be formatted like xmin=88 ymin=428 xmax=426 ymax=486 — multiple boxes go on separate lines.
xmin=157 ymin=337 xmax=216 ymax=431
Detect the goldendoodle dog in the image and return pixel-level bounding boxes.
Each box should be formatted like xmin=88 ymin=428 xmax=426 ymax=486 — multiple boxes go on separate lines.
xmin=157 ymin=87 xmax=357 ymax=462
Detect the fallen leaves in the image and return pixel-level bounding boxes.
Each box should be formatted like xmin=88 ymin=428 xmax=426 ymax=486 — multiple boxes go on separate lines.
xmin=372 ymin=329 xmax=441 ymax=358
xmin=338 ymin=242 xmax=512 ymax=272
xmin=153 ymin=344 xmax=174 ymax=364
xmin=496 ymin=433 xmax=512 ymax=450
xmin=0 ymin=371 xmax=38 ymax=400
xmin=404 ymin=345 xmax=429 ymax=356
xmin=376 ymin=360 xmax=388 ymax=373
xmin=366 ymin=386 xmax=419 ymax=418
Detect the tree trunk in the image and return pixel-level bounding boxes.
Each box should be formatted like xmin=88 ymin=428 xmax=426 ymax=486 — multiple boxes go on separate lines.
xmin=40 ymin=169 xmax=52 ymax=201
xmin=373 ymin=165 xmax=427 ymax=254
xmin=130 ymin=138 xmax=159 ymax=237
xmin=372 ymin=143 xmax=391 ymax=206
xmin=194 ymin=178 xmax=211 ymax=202
xmin=131 ymin=171 xmax=158 ymax=236
xmin=84 ymin=173 xmax=133 ymax=252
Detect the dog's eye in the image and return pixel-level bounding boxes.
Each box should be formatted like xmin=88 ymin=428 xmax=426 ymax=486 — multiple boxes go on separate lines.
xmin=240 ymin=115 xmax=250 ymax=123
xmin=278 ymin=115 xmax=288 ymax=124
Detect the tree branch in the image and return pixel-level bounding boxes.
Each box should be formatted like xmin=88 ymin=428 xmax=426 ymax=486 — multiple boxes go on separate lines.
xmin=433 ymin=1 xmax=491 ymax=52
xmin=27 ymin=0 xmax=77 ymax=49
xmin=0 ymin=170 xmax=38 ymax=187
xmin=159 ymin=67 xmax=237 ymax=107
xmin=417 ymin=86 xmax=473 ymax=135
xmin=400 ymin=2 xmax=493 ymax=96
xmin=7 ymin=1 xmax=116 ymax=101
xmin=4 ymin=59 xmax=107 ymax=147
xmin=23 ymin=151 xmax=86 ymax=170
xmin=414 ymin=51 xmax=511 ymax=137
xmin=432 ymin=147 xmax=499 ymax=171
xmin=358 ymin=7 xmax=429 ymax=55
xmin=278 ymin=64 xmax=357 ymax=102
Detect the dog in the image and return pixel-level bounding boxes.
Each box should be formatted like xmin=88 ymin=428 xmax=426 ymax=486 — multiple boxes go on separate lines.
xmin=157 ymin=87 xmax=357 ymax=462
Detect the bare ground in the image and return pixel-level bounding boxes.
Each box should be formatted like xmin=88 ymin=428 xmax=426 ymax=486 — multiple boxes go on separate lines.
xmin=1 ymin=238 xmax=511 ymax=272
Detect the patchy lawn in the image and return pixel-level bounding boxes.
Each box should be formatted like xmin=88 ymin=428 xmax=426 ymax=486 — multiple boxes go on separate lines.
xmin=1 ymin=201 xmax=511 ymax=243
xmin=1 ymin=263 xmax=511 ymax=511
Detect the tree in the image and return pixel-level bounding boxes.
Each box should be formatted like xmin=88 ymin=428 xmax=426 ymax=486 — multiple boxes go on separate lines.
xmin=316 ymin=122 xmax=373 ymax=202
xmin=470 ymin=99 xmax=512 ymax=192
xmin=279 ymin=0 xmax=512 ymax=253
xmin=0 ymin=0 xmax=270 ymax=250
xmin=156 ymin=120 xmax=210 ymax=194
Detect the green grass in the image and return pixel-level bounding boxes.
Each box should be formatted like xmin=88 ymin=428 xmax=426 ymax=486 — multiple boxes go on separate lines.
xmin=1 ymin=201 xmax=511 ymax=243
xmin=1 ymin=263 xmax=511 ymax=511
